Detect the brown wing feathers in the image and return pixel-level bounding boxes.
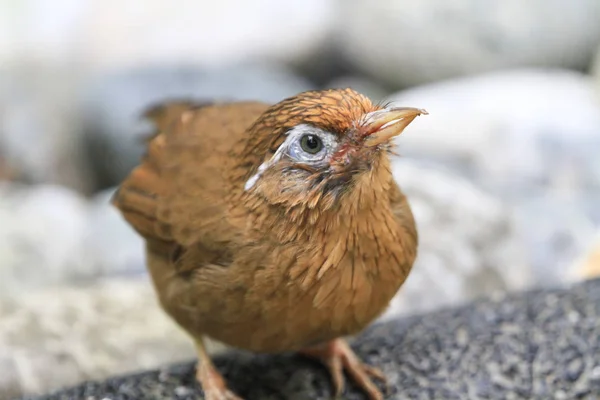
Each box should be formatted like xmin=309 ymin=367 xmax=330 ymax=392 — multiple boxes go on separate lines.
xmin=111 ymin=101 xmax=204 ymax=243
xmin=113 ymin=99 xmax=278 ymax=273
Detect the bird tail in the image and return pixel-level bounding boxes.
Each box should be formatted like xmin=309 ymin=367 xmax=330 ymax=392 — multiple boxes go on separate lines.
xmin=111 ymin=101 xmax=204 ymax=242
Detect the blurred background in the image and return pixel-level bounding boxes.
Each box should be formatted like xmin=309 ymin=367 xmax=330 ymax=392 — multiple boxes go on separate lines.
xmin=1 ymin=0 xmax=600 ymax=398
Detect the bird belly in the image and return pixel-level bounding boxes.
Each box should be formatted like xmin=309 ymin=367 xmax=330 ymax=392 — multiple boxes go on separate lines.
xmin=147 ymin=250 xmax=408 ymax=354
xmin=200 ymin=269 xmax=401 ymax=353
xmin=201 ymin=293 xmax=383 ymax=352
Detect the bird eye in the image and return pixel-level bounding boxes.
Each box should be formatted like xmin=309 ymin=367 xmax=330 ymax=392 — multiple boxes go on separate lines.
xmin=299 ymin=134 xmax=323 ymax=154
xmin=284 ymin=125 xmax=335 ymax=165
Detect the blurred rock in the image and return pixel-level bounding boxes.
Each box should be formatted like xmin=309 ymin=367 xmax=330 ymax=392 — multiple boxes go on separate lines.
xmin=0 ymin=183 xmax=92 ymax=296
xmin=592 ymin=44 xmax=600 ymax=99
xmin=0 ymin=183 xmax=153 ymax=296
xmin=383 ymin=160 xmax=530 ymax=318
xmin=571 ymin=231 xmax=600 ymax=280
xmin=387 ymin=68 xmax=600 ymax=287
xmin=85 ymin=187 xmax=146 ymax=277
xmin=387 ymin=69 xmax=600 ymax=190
xmin=0 ymin=278 xmax=224 ymax=399
xmin=80 ymin=64 xmax=315 ymax=189
xmin=0 ymin=66 xmax=92 ymax=192
xmin=291 ymin=42 xmax=353 ymax=87
xmin=515 ymin=193 xmax=598 ymax=285
xmin=339 ymin=0 xmax=600 ymax=87
xmin=0 ymin=0 xmax=335 ymax=73
xmin=323 ymin=75 xmax=389 ymax=103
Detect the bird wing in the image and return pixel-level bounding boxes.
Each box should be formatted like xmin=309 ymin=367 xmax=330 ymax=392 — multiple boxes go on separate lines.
xmin=112 ymin=100 xmax=270 ymax=267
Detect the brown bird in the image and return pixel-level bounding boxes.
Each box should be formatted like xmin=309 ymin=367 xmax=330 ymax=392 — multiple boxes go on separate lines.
xmin=112 ymin=88 xmax=426 ymax=400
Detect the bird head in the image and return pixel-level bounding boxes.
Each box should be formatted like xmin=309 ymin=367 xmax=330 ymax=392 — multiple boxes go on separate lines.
xmin=239 ymin=88 xmax=426 ymax=215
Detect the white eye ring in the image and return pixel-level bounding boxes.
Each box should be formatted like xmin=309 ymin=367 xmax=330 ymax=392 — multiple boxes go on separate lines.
xmin=244 ymin=124 xmax=338 ymax=191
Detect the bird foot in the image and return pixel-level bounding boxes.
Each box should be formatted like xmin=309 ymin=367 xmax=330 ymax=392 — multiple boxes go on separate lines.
xmin=300 ymin=338 xmax=388 ymax=400
xmin=196 ymin=361 xmax=243 ymax=400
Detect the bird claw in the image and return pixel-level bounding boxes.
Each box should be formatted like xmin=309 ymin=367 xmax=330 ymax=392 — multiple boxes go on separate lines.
xmin=197 ymin=362 xmax=243 ymax=400
xmin=300 ymin=339 xmax=388 ymax=400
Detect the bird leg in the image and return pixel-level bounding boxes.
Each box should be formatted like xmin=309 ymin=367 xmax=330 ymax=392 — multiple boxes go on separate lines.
xmin=299 ymin=338 xmax=388 ymax=400
xmin=195 ymin=338 xmax=242 ymax=400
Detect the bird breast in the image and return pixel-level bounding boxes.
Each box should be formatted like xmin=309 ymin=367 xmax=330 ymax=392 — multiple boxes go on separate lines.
xmin=193 ymin=210 xmax=413 ymax=353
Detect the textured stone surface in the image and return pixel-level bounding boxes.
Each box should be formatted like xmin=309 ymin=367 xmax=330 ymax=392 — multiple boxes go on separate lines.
xmin=338 ymin=0 xmax=600 ymax=87
xmin=22 ymin=278 xmax=600 ymax=400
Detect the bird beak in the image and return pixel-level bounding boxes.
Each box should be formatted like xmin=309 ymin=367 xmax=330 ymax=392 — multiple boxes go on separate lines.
xmin=362 ymin=107 xmax=427 ymax=147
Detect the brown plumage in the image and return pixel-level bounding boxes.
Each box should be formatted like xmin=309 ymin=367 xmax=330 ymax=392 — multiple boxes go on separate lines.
xmin=112 ymin=88 xmax=426 ymax=400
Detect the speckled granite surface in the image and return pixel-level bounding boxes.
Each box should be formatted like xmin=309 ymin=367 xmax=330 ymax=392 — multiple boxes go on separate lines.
xmin=18 ymin=278 xmax=600 ymax=400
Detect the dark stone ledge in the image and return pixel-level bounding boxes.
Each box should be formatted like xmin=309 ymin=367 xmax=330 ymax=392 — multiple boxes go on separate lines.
xmin=19 ymin=278 xmax=600 ymax=400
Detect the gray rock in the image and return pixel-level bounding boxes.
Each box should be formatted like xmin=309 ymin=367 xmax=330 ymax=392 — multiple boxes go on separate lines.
xmin=85 ymin=187 xmax=146 ymax=277
xmin=22 ymin=278 xmax=600 ymax=400
xmin=80 ymin=64 xmax=315 ymax=188
xmin=0 ymin=278 xmax=224 ymax=399
xmin=291 ymin=41 xmax=353 ymax=87
xmin=592 ymin=44 xmax=600 ymax=99
xmin=386 ymin=69 xmax=600 ymax=286
xmin=0 ymin=0 xmax=335 ymax=71
xmin=515 ymin=194 xmax=598 ymax=285
xmin=338 ymin=0 xmax=600 ymax=87
xmin=0 ymin=183 xmax=151 ymax=295
xmin=0 ymin=66 xmax=92 ymax=192
xmin=0 ymin=183 xmax=92 ymax=296
xmin=387 ymin=69 xmax=600 ymax=190
xmin=384 ymin=160 xmax=530 ymax=318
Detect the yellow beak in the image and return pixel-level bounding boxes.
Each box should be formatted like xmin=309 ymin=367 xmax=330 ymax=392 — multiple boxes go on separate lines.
xmin=362 ymin=107 xmax=427 ymax=147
